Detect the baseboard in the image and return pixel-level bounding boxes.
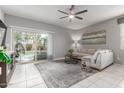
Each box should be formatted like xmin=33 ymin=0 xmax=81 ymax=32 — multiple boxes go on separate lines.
xmin=53 ymin=57 xmax=65 ymax=61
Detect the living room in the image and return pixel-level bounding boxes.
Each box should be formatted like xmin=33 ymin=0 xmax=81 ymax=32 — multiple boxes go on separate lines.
xmin=1 ymin=3 xmax=124 ymax=90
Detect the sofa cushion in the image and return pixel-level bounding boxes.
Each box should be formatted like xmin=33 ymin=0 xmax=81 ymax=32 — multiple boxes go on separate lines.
xmin=73 ymin=52 xmax=90 ymax=57
xmin=77 ymin=49 xmax=88 ymax=53
xmin=87 ymin=49 xmax=96 ymax=54
xmin=77 ymin=49 xmax=96 ymax=54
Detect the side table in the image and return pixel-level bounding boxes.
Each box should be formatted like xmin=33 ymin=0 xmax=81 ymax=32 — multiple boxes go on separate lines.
xmin=81 ymin=56 xmax=92 ymax=72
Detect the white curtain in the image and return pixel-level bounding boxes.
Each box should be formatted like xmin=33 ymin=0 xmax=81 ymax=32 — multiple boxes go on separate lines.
xmin=47 ymin=33 xmax=54 ymax=59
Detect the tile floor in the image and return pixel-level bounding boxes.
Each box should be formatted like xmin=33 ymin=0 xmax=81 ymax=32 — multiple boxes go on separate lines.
xmin=71 ymin=63 xmax=124 ymax=88
xmin=7 ymin=63 xmax=124 ymax=88
xmin=7 ymin=63 xmax=47 ymax=88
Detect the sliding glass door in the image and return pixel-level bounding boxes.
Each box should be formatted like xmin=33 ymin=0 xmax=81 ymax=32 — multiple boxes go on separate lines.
xmin=35 ymin=33 xmax=48 ymax=61
xmin=12 ymin=30 xmax=48 ymax=63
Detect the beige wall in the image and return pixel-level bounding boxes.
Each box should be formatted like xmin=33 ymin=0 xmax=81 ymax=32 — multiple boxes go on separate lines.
xmin=70 ymin=18 xmax=124 ymax=64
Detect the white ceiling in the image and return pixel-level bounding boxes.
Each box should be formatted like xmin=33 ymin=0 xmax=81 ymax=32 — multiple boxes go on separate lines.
xmin=1 ymin=5 xmax=124 ymax=30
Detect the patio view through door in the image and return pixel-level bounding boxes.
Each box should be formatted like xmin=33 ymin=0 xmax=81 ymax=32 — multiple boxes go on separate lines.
xmin=12 ymin=30 xmax=48 ymax=63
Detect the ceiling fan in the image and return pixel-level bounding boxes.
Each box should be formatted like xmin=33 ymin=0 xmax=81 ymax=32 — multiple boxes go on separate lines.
xmin=58 ymin=5 xmax=88 ymax=22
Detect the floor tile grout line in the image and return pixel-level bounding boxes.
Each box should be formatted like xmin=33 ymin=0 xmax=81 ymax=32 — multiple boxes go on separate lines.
xmin=30 ymin=83 xmax=43 ymax=88
xmin=87 ymin=78 xmax=101 ymax=88
xmin=87 ymin=73 xmax=124 ymax=88
xmin=24 ymin=63 xmax=45 ymax=88
xmin=70 ymin=72 xmax=103 ymax=88
xmin=33 ymin=63 xmax=48 ymax=88
xmin=7 ymin=64 xmax=27 ymax=88
xmin=8 ymin=65 xmax=25 ymax=85
xmin=9 ymin=80 xmax=27 ymax=85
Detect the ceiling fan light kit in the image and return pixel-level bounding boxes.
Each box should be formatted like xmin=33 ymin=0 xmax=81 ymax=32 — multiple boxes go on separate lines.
xmin=58 ymin=5 xmax=88 ymax=22
xmin=69 ymin=15 xmax=74 ymax=19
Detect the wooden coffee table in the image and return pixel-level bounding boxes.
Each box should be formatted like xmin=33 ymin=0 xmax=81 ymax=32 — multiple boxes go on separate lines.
xmin=65 ymin=54 xmax=81 ymax=64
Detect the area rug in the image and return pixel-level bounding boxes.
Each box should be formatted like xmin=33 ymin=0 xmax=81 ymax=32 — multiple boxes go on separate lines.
xmin=35 ymin=61 xmax=97 ymax=88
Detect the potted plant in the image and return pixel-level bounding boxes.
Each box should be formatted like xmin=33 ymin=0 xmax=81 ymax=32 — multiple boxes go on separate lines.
xmin=68 ymin=48 xmax=74 ymax=55
xmin=0 ymin=47 xmax=11 ymax=64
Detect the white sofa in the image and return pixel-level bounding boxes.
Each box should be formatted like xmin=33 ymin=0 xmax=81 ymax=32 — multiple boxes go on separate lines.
xmin=72 ymin=48 xmax=96 ymax=59
xmin=82 ymin=49 xmax=114 ymax=70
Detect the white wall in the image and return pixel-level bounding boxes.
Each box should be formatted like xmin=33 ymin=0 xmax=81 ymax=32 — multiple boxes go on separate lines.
xmin=5 ymin=14 xmax=73 ymax=59
xmin=71 ymin=18 xmax=124 ymax=64
xmin=0 ymin=8 xmax=4 ymax=22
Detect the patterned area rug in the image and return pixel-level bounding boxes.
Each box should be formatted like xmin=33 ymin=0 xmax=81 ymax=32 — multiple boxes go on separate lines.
xmin=35 ymin=61 xmax=97 ymax=88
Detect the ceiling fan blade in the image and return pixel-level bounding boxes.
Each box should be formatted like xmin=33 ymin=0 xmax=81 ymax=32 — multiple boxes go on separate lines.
xmin=59 ymin=16 xmax=68 ymax=19
xmin=75 ymin=16 xmax=83 ymax=20
xmin=58 ymin=10 xmax=68 ymax=15
xmin=75 ymin=10 xmax=88 ymax=15
xmin=70 ymin=5 xmax=75 ymax=11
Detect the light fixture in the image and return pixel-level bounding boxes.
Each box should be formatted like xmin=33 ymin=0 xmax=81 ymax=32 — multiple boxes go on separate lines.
xmin=58 ymin=5 xmax=87 ymax=21
xmin=69 ymin=15 xmax=74 ymax=19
